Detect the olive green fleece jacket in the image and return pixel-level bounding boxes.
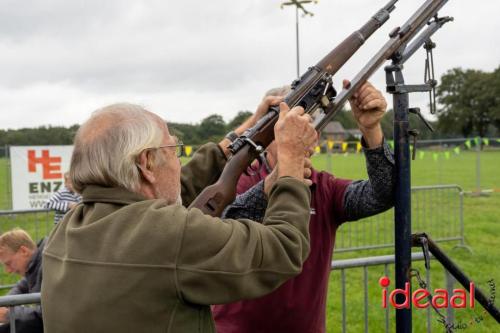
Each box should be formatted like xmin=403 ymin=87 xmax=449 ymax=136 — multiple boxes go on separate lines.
xmin=41 ymin=143 xmax=311 ymax=333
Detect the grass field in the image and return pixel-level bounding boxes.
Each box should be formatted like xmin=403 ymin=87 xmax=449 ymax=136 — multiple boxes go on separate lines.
xmin=0 ymin=150 xmax=498 ymax=332
xmin=312 ymin=151 xmax=500 ymax=332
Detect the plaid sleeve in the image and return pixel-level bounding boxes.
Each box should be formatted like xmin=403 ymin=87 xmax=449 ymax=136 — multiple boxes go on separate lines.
xmin=222 ymin=181 xmax=267 ymax=222
xmin=343 ymin=139 xmax=395 ymax=221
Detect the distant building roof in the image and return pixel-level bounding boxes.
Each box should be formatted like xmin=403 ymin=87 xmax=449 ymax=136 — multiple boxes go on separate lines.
xmin=346 ymin=128 xmax=362 ymax=137
xmin=323 ymin=121 xmax=345 ymax=134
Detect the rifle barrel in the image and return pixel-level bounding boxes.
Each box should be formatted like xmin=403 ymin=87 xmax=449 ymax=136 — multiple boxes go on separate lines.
xmin=315 ymin=0 xmax=451 ymax=132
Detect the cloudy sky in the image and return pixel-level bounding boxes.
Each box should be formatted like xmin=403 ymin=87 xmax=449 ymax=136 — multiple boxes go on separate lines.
xmin=0 ymin=0 xmax=498 ymax=129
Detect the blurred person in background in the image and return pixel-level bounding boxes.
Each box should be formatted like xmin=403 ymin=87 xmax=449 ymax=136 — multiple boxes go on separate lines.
xmin=0 ymin=228 xmax=44 ymax=333
xmin=44 ymin=172 xmax=81 ymax=224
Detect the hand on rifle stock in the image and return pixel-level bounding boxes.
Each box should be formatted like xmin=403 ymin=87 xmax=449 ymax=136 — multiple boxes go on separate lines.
xmin=273 ymin=102 xmax=317 ymax=182
xmin=218 ymin=95 xmax=284 ymax=158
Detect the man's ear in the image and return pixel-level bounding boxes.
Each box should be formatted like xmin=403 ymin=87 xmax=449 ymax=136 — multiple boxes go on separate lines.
xmin=137 ymin=150 xmax=157 ymax=184
xmin=18 ymin=245 xmax=32 ymax=258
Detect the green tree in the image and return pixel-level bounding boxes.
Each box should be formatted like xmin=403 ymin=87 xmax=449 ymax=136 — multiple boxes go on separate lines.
xmin=198 ymin=114 xmax=226 ymax=142
xmin=227 ymin=111 xmax=253 ymax=131
xmin=436 ymin=67 xmax=500 ymax=137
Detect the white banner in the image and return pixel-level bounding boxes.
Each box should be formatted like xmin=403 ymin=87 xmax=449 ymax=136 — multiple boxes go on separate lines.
xmin=10 ymin=146 xmax=73 ymax=210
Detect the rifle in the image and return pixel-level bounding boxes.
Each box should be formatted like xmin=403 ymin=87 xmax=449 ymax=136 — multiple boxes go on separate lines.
xmin=191 ymin=0 xmax=450 ymax=217
xmin=188 ymin=0 xmax=398 ymax=216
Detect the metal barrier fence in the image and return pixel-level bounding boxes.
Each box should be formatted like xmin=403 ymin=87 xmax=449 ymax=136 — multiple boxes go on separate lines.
xmin=0 ymin=292 xmax=41 ymax=333
xmin=0 ymin=146 xmax=12 ymax=210
xmin=0 ymin=254 xmax=460 ymax=333
xmin=335 ymin=185 xmax=466 ymax=253
xmin=330 ymin=253 xmax=459 ymax=333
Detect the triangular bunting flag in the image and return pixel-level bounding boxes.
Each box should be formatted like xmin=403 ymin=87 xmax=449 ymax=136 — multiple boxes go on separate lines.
xmin=356 ymin=142 xmax=362 ymax=153
xmin=314 ymin=146 xmax=321 ymax=154
xmin=444 ymin=151 xmax=451 ymax=160
xmin=483 ymin=138 xmax=489 ymax=146
xmin=327 ymin=140 xmax=334 ymax=151
xmin=185 ymin=146 xmax=193 ymax=157
xmin=342 ymin=142 xmax=348 ymax=152
xmin=453 ymin=147 xmax=461 ymax=155
xmin=419 ymin=151 xmax=425 ymax=160
xmin=465 ymin=140 xmax=472 ymax=149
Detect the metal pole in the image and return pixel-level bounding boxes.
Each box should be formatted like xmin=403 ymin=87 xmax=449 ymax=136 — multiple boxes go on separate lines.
xmin=387 ymin=58 xmax=412 ymax=333
xmin=295 ymin=6 xmax=300 ymax=77
xmin=475 ymin=137 xmax=481 ymax=193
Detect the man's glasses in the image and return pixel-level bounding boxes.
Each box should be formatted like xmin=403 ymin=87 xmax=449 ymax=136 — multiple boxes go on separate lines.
xmin=145 ymin=138 xmax=184 ymax=158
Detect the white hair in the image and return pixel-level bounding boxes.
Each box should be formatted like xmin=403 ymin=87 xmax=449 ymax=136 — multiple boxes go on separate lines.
xmin=70 ymin=103 xmax=165 ymax=193
xmin=265 ymin=85 xmax=291 ymax=98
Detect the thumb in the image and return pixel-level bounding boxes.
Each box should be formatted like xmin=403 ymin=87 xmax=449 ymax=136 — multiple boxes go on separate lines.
xmin=278 ymin=102 xmax=290 ymax=119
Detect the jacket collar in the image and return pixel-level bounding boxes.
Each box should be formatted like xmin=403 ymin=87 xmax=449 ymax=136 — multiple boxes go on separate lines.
xmin=26 ymin=238 xmax=45 ymax=276
xmin=81 ymin=185 xmax=147 ymax=205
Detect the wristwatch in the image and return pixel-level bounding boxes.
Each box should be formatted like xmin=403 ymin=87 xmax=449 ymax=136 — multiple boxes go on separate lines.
xmin=225 ymin=131 xmax=239 ymax=143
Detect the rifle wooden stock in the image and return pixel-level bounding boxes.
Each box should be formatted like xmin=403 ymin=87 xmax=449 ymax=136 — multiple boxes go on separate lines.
xmin=189 ymin=0 xmax=400 ymax=216
xmin=189 ymin=109 xmax=279 ymax=216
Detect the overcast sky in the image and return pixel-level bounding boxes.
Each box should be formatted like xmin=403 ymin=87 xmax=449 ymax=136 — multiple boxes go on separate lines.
xmin=0 ymin=0 xmax=499 ymax=129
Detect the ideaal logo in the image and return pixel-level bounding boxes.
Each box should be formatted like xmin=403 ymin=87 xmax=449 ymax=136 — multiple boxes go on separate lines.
xmin=379 ymin=276 xmax=496 ymax=330
xmin=27 ymin=150 xmax=63 ymax=194
xmin=379 ymin=276 xmax=475 ymax=309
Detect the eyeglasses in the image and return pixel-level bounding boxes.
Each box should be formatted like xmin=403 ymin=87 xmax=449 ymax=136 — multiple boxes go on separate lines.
xmin=145 ymin=138 xmax=184 ymax=158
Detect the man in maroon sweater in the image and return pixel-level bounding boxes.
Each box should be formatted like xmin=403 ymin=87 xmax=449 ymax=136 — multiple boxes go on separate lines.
xmin=212 ymin=81 xmax=395 ymax=333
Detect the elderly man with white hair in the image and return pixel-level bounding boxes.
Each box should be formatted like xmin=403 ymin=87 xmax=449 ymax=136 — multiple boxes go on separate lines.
xmin=41 ymin=100 xmax=318 ymax=333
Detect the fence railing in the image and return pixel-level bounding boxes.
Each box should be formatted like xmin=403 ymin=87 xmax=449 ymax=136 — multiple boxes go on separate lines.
xmin=0 ymin=253 xmax=461 ymax=333
xmin=0 ymin=292 xmax=41 ymax=333
xmin=330 ymin=252 xmax=460 ymax=333
xmin=335 ymin=185 xmax=466 ymax=253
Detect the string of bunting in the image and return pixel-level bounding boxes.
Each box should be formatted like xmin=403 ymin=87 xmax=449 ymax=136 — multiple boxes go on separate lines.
xmin=182 ymin=137 xmax=499 ymax=158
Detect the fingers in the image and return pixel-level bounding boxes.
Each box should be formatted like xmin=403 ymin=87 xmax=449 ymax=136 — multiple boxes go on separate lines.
xmin=257 ymin=96 xmax=285 ymax=117
xmin=362 ymin=98 xmax=386 ymax=111
xmin=262 ymin=95 xmax=284 ymax=108
xmin=278 ymin=101 xmax=290 ymax=117
xmin=358 ymin=91 xmax=384 ymax=109
xmin=304 ymin=157 xmax=312 ymax=169
xmin=342 ymin=79 xmax=351 ymax=89
xmin=303 ymin=157 xmax=313 ymax=187
xmin=305 ymin=146 xmax=315 ymax=158
xmin=350 ymin=81 xmax=387 ymax=112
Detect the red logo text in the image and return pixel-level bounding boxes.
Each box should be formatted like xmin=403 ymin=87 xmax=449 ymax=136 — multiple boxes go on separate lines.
xmin=379 ymin=276 xmax=475 ymax=309
xmin=28 ymin=150 xmax=62 ymax=180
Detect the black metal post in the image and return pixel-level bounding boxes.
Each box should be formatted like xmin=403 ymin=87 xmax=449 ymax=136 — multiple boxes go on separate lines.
xmin=386 ymin=54 xmax=412 ymax=333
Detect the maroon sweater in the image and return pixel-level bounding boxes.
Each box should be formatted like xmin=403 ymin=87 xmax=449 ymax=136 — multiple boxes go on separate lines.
xmin=212 ymin=166 xmax=352 ymax=333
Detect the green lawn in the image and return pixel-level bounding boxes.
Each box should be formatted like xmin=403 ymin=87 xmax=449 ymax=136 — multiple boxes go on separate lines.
xmin=311 ymin=149 xmax=499 ymax=191
xmin=313 ymin=150 xmax=500 ymax=332
xmin=0 ymin=151 xmax=498 ymax=331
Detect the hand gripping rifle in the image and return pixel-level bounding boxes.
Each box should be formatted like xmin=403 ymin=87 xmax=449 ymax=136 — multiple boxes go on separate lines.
xmin=189 ymin=0 xmax=398 ymax=216
xmin=191 ymin=0 xmax=452 ymax=218
xmin=192 ymin=0 xmax=453 ymax=217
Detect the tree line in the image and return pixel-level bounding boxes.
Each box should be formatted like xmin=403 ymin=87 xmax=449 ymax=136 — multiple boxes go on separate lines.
xmin=0 ymin=66 xmax=498 ymax=155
